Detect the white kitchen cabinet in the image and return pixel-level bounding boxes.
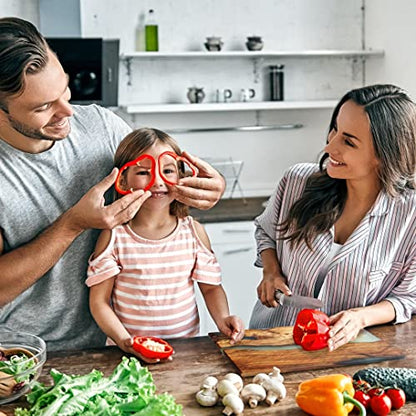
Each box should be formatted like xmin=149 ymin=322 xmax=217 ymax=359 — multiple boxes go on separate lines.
xmin=195 ymin=221 xmax=263 ymax=335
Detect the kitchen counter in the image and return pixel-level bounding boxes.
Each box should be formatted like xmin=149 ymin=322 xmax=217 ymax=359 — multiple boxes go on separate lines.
xmin=190 ymin=196 xmax=269 ymax=223
xmin=3 ymin=317 xmax=416 ymax=415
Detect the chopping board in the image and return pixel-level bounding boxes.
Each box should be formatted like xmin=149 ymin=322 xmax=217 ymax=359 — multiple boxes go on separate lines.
xmin=209 ymin=326 xmax=405 ymax=377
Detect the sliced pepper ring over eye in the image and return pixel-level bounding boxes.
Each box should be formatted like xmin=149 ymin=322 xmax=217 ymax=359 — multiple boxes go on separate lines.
xmin=293 ymin=309 xmax=330 ymax=351
xmin=115 ymin=154 xmax=156 ymax=195
xmin=158 ymin=151 xmax=198 ymax=185
xmin=132 ymin=336 xmax=174 ymax=359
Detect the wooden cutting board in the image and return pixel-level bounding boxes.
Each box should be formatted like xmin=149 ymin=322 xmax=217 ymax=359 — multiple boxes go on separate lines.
xmin=209 ymin=326 xmax=405 ymax=377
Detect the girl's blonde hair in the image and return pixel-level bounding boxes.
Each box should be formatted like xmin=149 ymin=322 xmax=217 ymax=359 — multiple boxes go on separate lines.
xmin=114 ymin=127 xmax=189 ymax=218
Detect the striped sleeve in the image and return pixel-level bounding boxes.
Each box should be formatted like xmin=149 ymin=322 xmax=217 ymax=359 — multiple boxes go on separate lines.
xmin=189 ymin=219 xmax=222 ymax=285
xmin=86 ymin=230 xmax=121 ymax=287
xmin=254 ymin=163 xmax=318 ymax=267
xmin=386 ymin=243 xmax=416 ymax=323
xmin=191 ymin=249 xmax=222 ymax=284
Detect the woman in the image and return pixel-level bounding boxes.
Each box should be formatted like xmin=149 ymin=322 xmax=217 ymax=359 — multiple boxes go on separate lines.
xmin=250 ymin=84 xmax=416 ymax=351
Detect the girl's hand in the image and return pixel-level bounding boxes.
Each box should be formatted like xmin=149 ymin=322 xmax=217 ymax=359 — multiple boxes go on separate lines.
xmin=257 ymin=270 xmax=291 ymax=308
xmin=327 ymin=309 xmax=365 ymax=351
xmin=119 ymin=337 xmax=173 ymax=364
xmin=218 ymin=315 xmax=245 ymax=345
xmin=172 ymin=151 xmax=225 ymax=210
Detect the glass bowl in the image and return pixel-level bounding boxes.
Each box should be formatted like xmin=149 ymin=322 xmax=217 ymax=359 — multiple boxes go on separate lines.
xmin=0 ymin=331 xmax=46 ymax=404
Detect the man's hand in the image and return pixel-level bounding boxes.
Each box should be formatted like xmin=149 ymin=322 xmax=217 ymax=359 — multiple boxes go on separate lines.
xmin=172 ymin=151 xmax=225 ymax=210
xmin=66 ymin=168 xmax=151 ymax=233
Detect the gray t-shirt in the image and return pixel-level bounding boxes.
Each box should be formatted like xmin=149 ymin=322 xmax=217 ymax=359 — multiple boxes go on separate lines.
xmin=0 ymin=104 xmax=131 ymax=351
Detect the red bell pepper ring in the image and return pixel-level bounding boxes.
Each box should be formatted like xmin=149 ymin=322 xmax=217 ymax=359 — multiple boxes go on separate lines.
xmin=115 ymin=154 xmax=156 ymax=195
xmin=293 ymin=309 xmax=330 ymax=351
xmin=132 ymin=336 xmax=174 ymax=359
xmin=158 ymin=150 xmax=198 ymax=185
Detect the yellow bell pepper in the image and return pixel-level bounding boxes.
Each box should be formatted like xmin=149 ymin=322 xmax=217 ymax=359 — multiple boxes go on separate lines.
xmin=296 ymin=374 xmax=366 ymax=416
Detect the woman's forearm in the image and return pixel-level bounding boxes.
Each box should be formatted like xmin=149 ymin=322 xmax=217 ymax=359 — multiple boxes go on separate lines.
xmin=352 ymin=300 xmax=396 ymax=328
xmin=261 ymin=248 xmax=284 ymax=277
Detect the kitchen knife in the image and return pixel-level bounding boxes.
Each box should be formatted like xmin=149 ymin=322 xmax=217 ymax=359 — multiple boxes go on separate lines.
xmin=275 ymin=290 xmax=323 ymax=309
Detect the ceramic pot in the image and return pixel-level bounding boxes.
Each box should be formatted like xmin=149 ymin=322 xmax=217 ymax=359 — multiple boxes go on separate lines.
xmin=205 ymin=36 xmax=224 ymax=51
xmin=246 ymin=36 xmax=264 ymax=51
xmin=187 ymin=87 xmax=205 ymax=103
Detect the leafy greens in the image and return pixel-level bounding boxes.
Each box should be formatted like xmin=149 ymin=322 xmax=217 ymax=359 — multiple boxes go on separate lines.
xmin=14 ymin=356 xmax=182 ymax=416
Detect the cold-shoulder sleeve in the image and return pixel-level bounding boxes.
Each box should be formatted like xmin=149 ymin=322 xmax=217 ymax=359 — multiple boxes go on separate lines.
xmin=188 ymin=217 xmax=222 ymax=285
xmin=191 ymin=248 xmax=222 ymax=285
xmin=86 ymin=230 xmax=121 ymax=287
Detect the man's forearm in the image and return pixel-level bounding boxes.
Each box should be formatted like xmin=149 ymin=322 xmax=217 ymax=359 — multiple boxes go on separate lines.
xmin=0 ymin=209 xmax=83 ymax=306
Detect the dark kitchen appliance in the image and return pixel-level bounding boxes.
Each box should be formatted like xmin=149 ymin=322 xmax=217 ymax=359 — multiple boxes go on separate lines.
xmin=46 ymin=38 xmax=119 ymax=106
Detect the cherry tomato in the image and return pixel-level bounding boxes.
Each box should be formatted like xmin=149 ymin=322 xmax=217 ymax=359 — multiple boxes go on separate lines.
xmin=370 ymin=393 xmax=392 ymax=416
xmin=386 ymin=388 xmax=406 ymax=409
xmin=368 ymin=387 xmax=385 ymax=397
xmin=354 ymin=390 xmax=371 ymax=409
xmin=353 ymin=379 xmax=371 ymax=391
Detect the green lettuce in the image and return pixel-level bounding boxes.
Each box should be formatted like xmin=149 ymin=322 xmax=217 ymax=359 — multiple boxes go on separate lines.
xmin=0 ymin=353 xmax=37 ymax=383
xmin=14 ymin=357 xmax=182 ymax=416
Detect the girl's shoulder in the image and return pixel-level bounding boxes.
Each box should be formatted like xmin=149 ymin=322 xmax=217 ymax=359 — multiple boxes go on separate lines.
xmin=182 ymin=216 xmax=212 ymax=251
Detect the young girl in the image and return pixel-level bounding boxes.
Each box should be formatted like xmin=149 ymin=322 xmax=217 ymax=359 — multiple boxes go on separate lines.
xmin=87 ymin=128 xmax=244 ymax=362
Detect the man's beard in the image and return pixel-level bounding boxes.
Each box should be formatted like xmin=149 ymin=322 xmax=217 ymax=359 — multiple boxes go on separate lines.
xmin=8 ymin=115 xmax=70 ymax=141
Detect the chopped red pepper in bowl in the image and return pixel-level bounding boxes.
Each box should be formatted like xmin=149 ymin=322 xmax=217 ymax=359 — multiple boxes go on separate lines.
xmin=132 ymin=336 xmax=174 ymax=359
xmin=293 ymin=309 xmax=330 ymax=351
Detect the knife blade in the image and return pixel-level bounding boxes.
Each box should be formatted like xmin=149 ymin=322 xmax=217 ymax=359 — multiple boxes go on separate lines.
xmin=275 ymin=290 xmax=323 ymax=309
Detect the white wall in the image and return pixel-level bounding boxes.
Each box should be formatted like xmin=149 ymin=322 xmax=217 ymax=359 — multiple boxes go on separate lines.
xmin=0 ymin=0 xmax=39 ymax=21
xmin=2 ymin=0 xmax=389 ymax=196
xmin=365 ymin=0 xmax=416 ymax=99
xmin=84 ymin=0 xmax=363 ymax=196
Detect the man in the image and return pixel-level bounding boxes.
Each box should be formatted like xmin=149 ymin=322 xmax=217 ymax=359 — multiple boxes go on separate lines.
xmin=0 ymin=17 xmax=224 ymax=350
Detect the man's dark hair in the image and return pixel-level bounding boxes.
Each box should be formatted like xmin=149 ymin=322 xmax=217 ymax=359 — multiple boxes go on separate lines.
xmin=0 ymin=17 xmax=49 ymax=110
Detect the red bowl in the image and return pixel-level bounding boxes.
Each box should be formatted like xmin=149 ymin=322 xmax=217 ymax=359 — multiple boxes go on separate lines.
xmin=132 ymin=336 xmax=174 ymax=359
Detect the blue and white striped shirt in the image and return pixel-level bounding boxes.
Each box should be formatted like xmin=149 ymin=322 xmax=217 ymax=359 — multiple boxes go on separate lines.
xmin=249 ymin=163 xmax=416 ymax=329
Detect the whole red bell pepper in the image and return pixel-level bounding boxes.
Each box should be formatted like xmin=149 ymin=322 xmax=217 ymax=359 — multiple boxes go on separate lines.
xmin=293 ymin=309 xmax=330 ymax=351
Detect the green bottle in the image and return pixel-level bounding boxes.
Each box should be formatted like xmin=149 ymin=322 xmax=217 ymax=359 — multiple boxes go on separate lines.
xmin=145 ymin=9 xmax=158 ymax=52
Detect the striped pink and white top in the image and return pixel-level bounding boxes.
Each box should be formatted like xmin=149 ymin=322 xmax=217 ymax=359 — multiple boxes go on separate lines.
xmin=86 ymin=216 xmax=221 ymax=340
xmin=250 ymin=163 xmax=416 ymax=329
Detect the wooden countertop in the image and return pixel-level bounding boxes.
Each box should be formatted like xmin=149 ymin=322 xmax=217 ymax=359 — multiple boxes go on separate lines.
xmin=3 ymin=317 xmax=416 ymax=415
xmin=190 ymin=196 xmax=268 ymax=223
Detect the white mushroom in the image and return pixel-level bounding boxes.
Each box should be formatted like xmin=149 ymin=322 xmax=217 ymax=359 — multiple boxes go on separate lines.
xmin=241 ymin=383 xmax=266 ymax=408
xmin=200 ymin=375 xmax=218 ymax=390
xmin=196 ymin=387 xmax=219 ymax=407
xmin=217 ymin=379 xmax=239 ymax=397
xmin=262 ymin=377 xmax=287 ymax=405
xmin=223 ymin=373 xmax=244 ymax=392
xmin=268 ymin=366 xmax=284 ymax=383
xmin=252 ymin=372 xmax=270 ymax=386
xmin=222 ymin=393 xmax=244 ymax=416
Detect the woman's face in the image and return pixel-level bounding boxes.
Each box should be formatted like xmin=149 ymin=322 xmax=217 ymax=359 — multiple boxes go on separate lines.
xmin=324 ymin=99 xmax=380 ymax=185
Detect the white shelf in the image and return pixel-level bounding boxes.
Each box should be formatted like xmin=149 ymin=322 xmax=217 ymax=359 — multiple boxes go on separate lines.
xmin=123 ymin=100 xmax=338 ymax=114
xmin=121 ymin=50 xmax=384 ymax=59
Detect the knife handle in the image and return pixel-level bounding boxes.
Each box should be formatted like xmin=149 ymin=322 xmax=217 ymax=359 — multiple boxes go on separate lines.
xmin=274 ymin=290 xmax=284 ymax=306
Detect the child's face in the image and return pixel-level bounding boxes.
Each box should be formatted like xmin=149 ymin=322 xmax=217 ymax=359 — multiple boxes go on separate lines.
xmin=123 ymin=142 xmax=178 ymax=206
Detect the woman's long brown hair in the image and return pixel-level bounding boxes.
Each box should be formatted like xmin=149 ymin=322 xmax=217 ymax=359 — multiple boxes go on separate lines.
xmin=278 ymin=84 xmax=416 ymax=248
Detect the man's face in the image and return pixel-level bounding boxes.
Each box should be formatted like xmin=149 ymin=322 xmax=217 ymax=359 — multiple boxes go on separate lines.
xmin=3 ymin=49 xmax=73 ymax=142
